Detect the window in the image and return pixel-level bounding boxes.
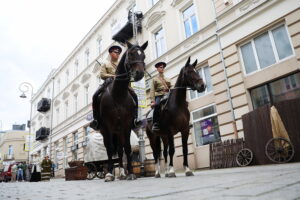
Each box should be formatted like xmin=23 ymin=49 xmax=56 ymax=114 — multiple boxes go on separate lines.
xmin=240 ymin=25 xmax=293 ymax=75
xmin=65 ymin=101 xmax=69 ymax=119
xmin=74 ymin=94 xmax=78 ymax=113
xmin=192 ymin=105 xmax=221 ymax=146
xmin=97 ymin=38 xmax=102 ymax=55
xmin=65 ymin=70 xmax=69 ymax=86
xmin=57 ymin=79 xmax=61 ymax=94
xmin=84 ymin=85 xmax=89 ymax=105
xmin=85 ymin=49 xmax=90 ymax=67
xmin=190 ymin=66 xmax=213 ymax=100
xmin=182 ymin=4 xmax=199 ymax=38
xmin=84 ymin=126 xmax=90 ymax=142
xmin=56 ymin=108 xmax=60 ymax=125
xmin=73 ymin=132 xmax=79 ymax=161
xmin=8 ymin=145 xmax=13 ymax=155
xmin=149 ymin=0 xmax=159 ymax=7
xmin=54 ymin=142 xmax=59 ymax=169
xmin=47 ymin=88 xmax=51 ymax=98
xmin=63 ymin=137 xmax=67 ymax=168
xmin=74 ymin=60 xmax=79 ymax=77
xmin=154 ymin=28 xmax=166 ymax=58
xmin=251 ymin=72 xmax=300 ymax=109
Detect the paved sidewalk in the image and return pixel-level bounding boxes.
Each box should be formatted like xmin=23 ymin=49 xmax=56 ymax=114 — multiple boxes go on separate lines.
xmin=1 ymin=162 xmax=300 ymax=200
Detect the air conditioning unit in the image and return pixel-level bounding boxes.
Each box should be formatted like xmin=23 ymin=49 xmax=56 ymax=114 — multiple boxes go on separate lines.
xmin=36 ymin=127 xmax=50 ymax=141
xmin=37 ymin=98 xmax=51 ymax=112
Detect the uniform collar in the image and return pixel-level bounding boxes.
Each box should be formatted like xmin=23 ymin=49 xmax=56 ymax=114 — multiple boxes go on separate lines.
xmin=158 ymin=73 xmax=164 ymax=78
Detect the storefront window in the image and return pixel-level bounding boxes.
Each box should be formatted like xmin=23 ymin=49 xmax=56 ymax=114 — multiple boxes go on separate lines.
xmin=192 ymin=105 xmax=220 ymax=146
xmin=250 ymin=72 xmax=300 ymax=109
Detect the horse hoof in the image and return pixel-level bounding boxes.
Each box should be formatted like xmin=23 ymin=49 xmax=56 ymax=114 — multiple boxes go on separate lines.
xmin=155 ymin=173 xmax=161 ymax=178
xmin=165 ymin=173 xmax=169 ymax=178
xmin=104 ymin=174 xmax=115 ymax=182
xmin=185 ymin=171 xmax=194 ymax=176
xmin=126 ymin=174 xmax=137 ymax=180
xmin=168 ymin=172 xmax=176 ymax=178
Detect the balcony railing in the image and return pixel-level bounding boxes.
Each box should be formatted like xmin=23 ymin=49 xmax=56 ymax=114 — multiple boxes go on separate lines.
xmin=36 ymin=127 xmax=50 ymax=141
xmin=37 ymin=98 xmax=51 ymax=112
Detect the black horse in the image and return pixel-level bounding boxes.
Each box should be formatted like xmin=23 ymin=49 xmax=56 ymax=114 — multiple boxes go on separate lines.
xmin=98 ymin=41 xmax=148 ymax=181
xmin=146 ymin=57 xmax=205 ymax=178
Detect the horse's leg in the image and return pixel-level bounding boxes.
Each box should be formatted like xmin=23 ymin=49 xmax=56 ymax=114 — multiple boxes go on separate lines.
xmin=154 ymin=136 xmax=161 ymax=178
xmin=117 ymin=142 xmax=126 ymax=180
xmin=124 ymin=130 xmax=136 ymax=180
xmin=103 ymin=132 xmax=115 ymax=182
xmin=182 ymin=130 xmax=194 ymax=176
xmin=161 ymin=136 xmax=169 ymax=177
xmin=167 ymin=134 xmax=176 ymax=178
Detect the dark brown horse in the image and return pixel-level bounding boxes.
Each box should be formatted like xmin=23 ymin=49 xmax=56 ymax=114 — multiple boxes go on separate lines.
xmin=146 ymin=57 xmax=205 ymax=178
xmin=98 ymin=41 xmax=148 ymax=181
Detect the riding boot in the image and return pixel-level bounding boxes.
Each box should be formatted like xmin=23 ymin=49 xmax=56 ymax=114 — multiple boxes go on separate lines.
xmin=90 ymin=85 xmax=105 ymax=131
xmin=152 ymin=105 xmax=161 ymax=132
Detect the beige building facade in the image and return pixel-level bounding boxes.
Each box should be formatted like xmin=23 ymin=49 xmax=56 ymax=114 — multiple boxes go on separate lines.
xmin=29 ymin=0 xmax=300 ymax=176
xmin=0 ymin=130 xmax=28 ymax=168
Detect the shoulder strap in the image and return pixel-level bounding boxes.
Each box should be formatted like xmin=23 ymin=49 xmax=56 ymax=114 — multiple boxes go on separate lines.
xmin=158 ymin=76 xmax=169 ymax=90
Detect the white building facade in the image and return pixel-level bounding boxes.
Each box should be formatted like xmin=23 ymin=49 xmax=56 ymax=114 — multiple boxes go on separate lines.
xmin=30 ymin=0 xmax=300 ymax=176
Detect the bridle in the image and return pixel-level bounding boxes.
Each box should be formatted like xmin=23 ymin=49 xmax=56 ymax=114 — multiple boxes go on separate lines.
xmin=115 ymin=47 xmax=145 ymax=82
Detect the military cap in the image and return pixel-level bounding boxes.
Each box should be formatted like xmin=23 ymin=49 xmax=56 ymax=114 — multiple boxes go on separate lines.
xmin=108 ymin=45 xmax=122 ymax=53
xmin=154 ymin=62 xmax=167 ymax=68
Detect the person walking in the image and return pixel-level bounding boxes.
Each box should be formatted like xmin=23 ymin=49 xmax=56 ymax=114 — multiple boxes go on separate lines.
xmin=150 ymin=62 xmax=172 ymax=132
xmin=16 ymin=163 xmax=24 ymax=181
xmin=41 ymin=156 xmax=52 ymax=181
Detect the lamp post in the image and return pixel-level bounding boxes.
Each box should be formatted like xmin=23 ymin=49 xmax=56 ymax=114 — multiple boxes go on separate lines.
xmin=19 ymin=82 xmax=34 ymax=164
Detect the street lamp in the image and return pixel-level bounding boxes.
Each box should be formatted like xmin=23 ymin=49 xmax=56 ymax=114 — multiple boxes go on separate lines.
xmin=19 ymin=82 xmax=34 ymax=164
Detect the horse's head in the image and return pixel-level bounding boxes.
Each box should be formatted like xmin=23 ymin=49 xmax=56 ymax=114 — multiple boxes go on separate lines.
xmin=125 ymin=41 xmax=148 ymax=82
xmin=182 ymin=57 xmax=206 ymax=93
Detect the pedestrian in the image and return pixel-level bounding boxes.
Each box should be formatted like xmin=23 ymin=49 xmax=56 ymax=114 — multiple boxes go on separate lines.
xmin=90 ymin=45 xmax=139 ymax=131
xmin=16 ymin=163 xmax=24 ymax=181
xmin=11 ymin=163 xmax=17 ymax=182
xmin=41 ymin=155 xmax=52 ymax=181
xmin=51 ymin=163 xmax=56 ymax=177
xmin=150 ymin=62 xmax=172 ymax=132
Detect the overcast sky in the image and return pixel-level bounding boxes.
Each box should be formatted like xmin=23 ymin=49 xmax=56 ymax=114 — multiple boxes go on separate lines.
xmin=0 ymin=0 xmax=116 ymax=131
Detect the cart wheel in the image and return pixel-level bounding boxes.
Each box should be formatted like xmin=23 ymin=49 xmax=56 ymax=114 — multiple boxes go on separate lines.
xmin=265 ymin=137 xmax=294 ymax=163
xmin=236 ymin=148 xmax=253 ymax=167
xmin=85 ymin=163 xmax=97 ymax=180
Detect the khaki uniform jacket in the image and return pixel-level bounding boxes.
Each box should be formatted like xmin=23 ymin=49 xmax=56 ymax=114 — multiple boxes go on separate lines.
xmin=150 ymin=74 xmax=172 ymax=102
xmin=99 ymin=60 xmax=119 ymax=80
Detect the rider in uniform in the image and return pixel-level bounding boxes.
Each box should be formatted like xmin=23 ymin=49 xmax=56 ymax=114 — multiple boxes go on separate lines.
xmin=150 ymin=62 xmax=172 ymax=132
xmin=90 ymin=45 xmax=139 ymax=131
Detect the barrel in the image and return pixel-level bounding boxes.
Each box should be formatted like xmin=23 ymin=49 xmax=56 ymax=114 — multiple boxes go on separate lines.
xmin=132 ymin=161 xmax=141 ymax=178
xmin=144 ymin=159 xmax=155 ymax=177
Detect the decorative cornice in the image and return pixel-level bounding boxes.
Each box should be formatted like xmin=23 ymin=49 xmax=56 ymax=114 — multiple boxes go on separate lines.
xmin=62 ymin=91 xmax=70 ymax=100
xmin=54 ymin=99 xmax=61 ymax=107
xmin=171 ymin=0 xmax=184 ymax=7
xmin=145 ymin=11 xmax=166 ymax=29
xmin=81 ymin=73 xmax=92 ymax=84
xmin=71 ymin=83 xmax=80 ymax=92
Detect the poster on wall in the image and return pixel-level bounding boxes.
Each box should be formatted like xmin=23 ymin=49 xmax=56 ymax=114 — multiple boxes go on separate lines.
xmin=200 ymin=119 xmax=213 ymax=137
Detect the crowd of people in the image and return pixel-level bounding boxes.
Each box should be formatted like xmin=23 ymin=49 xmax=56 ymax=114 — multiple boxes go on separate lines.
xmin=2 ymin=155 xmax=55 ymax=183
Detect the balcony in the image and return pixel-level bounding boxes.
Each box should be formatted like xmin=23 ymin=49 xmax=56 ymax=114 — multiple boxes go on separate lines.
xmin=3 ymin=154 xmax=14 ymax=160
xmin=35 ymin=127 xmax=50 ymax=141
xmin=112 ymin=11 xmax=143 ymax=43
xmin=37 ymin=98 xmax=51 ymax=112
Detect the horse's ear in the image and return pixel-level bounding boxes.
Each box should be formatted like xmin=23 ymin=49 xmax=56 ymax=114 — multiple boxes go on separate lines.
xmin=192 ymin=59 xmax=198 ymax=68
xmin=185 ymin=56 xmax=191 ymax=67
xmin=141 ymin=41 xmax=148 ymax=50
xmin=126 ymin=41 xmax=133 ymax=49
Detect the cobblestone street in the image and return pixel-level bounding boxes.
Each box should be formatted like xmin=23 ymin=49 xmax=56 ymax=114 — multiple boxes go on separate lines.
xmin=1 ymin=162 xmax=300 ymax=200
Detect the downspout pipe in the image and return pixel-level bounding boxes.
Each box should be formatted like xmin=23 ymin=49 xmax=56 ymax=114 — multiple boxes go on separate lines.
xmin=49 ymin=76 xmax=55 ymax=160
xmin=211 ymin=0 xmax=238 ymax=139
